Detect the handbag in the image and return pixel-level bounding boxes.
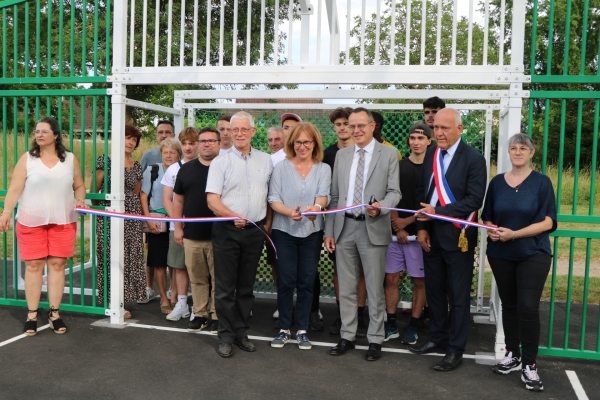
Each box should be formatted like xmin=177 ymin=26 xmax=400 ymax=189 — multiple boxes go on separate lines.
xmin=142 ymin=212 xmax=168 ymax=233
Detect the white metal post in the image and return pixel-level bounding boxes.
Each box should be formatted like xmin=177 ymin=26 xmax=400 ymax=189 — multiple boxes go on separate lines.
xmin=108 ymin=1 xmax=129 ymax=325
xmin=489 ymin=0 xmax=527 ymax=359
xmin=298 ymin=0 xmax=313 ymax=65
xmin=173 ymin=98 xmax=185 ymax=133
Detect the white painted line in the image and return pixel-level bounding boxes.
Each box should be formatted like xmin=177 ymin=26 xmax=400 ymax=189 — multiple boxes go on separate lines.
xmin=0 ymin=324 xmax=50 ymax=348
xmin=125 ymin=322 xmax=496 ymax=361
xmin=566 ymin=370 xmax=589 ymax=400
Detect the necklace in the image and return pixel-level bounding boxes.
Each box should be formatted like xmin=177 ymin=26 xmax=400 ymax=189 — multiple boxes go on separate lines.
xmin=514 ymin=183 xmax=522 ymax=193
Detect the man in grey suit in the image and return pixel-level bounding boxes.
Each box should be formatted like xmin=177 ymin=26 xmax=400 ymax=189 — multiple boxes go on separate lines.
xmin=324 ymin=107 xmax=401 ymax=361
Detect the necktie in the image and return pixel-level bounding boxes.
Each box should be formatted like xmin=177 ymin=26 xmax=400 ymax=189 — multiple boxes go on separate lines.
xmin=352 ymin=149 xmax=365 ymax=217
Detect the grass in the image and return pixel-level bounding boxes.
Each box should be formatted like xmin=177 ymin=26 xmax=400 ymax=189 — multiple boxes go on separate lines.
xmin=483 ymin=271 xmax=600 ymax=304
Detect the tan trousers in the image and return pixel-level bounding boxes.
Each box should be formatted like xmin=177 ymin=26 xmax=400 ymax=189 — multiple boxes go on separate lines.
xmin=183 ymin=239 xmax=217 ymax=319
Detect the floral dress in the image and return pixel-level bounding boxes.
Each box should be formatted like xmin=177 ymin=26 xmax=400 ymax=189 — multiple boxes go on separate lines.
xmin=95 ymin=155 xmax=147 ymax=305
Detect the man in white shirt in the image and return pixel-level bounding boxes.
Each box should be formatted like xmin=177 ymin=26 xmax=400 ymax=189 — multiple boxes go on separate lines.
xmin=267 ymin=126 xmax=285 ymax=155
xmin=161 ymin=127 xmax=200 ymax=321
xmin=271 ymin=113 xmax=302 ymax=166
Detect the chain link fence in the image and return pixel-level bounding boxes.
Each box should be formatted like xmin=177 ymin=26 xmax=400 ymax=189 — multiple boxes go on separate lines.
xmin=195 ymin=109 xmax=486 ymax=302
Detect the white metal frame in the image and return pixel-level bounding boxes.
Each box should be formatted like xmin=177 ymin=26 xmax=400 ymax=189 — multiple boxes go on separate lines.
xmin=108 ymin=1 xmax=530 ymax=360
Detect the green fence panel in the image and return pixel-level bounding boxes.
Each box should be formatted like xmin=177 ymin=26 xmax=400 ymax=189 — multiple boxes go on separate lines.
xmin=0 ymin=0 xmax=111 ymax=84
xmin=0 ymin=91 xmax=110 ymax=315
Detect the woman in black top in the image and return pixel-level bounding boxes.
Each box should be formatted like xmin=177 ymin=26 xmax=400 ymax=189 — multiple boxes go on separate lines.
xmin=482 ymin=133 xmax=557 ymax=392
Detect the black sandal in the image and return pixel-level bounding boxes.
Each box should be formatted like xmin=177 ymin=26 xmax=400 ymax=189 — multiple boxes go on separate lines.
xmin=48 ymin=307 xmax=67 ymax=334
xmin=24 ymin=309 xmax=39 ymax=336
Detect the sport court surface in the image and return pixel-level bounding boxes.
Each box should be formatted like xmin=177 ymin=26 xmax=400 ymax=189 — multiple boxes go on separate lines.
xmin=0 ymin=299 xmax=596 ymax=400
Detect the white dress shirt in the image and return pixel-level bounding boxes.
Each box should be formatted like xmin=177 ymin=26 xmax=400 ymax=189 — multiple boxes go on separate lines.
xmin=429 ymin=139 xmax=461 ymax=206
xmin=345 ymin=138 xmax=376 ymax=212
xmin=271 ymin=148 xmax=286 ymax=166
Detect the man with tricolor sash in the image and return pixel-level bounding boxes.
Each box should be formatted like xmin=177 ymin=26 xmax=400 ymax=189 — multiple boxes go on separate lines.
xmin=408 ymin=108 xmax=487 ymax=372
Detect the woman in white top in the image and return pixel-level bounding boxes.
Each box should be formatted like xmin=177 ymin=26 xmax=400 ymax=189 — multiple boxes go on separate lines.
xmin=0 ymin=117 xmax=88 ymax=336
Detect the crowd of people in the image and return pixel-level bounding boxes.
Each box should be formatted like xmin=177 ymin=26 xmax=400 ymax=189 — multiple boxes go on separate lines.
xmin=0 ymin=96 xmax=557 ymax=392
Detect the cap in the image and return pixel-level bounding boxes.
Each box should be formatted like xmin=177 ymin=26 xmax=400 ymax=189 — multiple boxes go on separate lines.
xmin=281 ymin=113 xmax=302 ymax=125
xmin=408 ymin=122 xmax=432 ymax=138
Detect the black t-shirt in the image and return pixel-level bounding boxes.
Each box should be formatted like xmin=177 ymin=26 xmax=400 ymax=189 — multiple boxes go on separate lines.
xmin=323 ymin=144 xmax=340 ymax=173
xmin=397 ymin=157 xmax=424 ymax=236
xmin=173 ymin=159 xmax=213 ymax=240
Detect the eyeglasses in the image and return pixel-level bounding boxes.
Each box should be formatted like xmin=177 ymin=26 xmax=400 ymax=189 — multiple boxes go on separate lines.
xmin=294 ymin=140 xmax=314 ymax=148
xmin=199 ymin=139 xmax=220 ymax=145
xmin=348 ymin=123 xmax=371 ymax=132
xmin=423 ymin=110 xmax=439 ymax=115
xmin=231 ymin=128 xmax=252 ymax=134
xmin=34 ymin=130 xmax=52 ymax=135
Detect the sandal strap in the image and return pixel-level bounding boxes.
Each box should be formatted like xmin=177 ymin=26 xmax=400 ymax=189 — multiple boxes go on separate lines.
xmin=26 ymin=309 xmax=39 ymax=321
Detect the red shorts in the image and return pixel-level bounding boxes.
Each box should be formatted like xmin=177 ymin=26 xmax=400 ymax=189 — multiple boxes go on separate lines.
xmin=16 ymin=222 xmax=77 ymax=260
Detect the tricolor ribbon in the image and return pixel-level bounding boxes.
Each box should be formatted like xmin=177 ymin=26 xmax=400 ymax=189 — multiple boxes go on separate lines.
xmin=301 ymin=204 xmax=497 ymax=231
xmin=75 ymin=207 xmax=278 ymax=258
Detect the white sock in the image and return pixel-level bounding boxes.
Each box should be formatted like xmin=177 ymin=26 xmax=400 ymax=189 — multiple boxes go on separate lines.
xmin=297 ymin=330 xmax=306 ymax=334
xmin=280 ymin=329 xmax=290 ymax=334
xmin=177 ymin=295 xmax=187 ymax=307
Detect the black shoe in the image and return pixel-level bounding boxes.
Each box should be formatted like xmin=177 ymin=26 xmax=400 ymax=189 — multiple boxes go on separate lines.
xmin=433 ymin=353 xmax=463 ymax=372
xmin=408 ymin=341 xmax=446 ymax=355
xmin=329 ymin=316 xmax=342 ymax=335
xmin=210 ymin=320 xmax=219 ymax=334
xmin=309 ymin=311 xmax=324 ymax=331
xmin=187 ymin=316 xmax=209 ymax=332
xmin=24 ymin=309 xmax=40 ymax=336
xmin=328 ymin=339 xmax=355 ymax=356
xmin=366 ymin=343 xmax=382 ymax=361
xmin=357 ymin=311 xmax=367 ymax=338
xmin=217 ymin=342 xmax=233 ymax=358
xmin=234 ymin=337 xmax=256 ymax=352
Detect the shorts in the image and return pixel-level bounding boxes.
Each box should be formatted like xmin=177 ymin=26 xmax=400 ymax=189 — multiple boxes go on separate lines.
xmin=167 ymin=231 xmax=186 ymax=269
xmin=385 ymin=241 xmax=425 ymax=278
xmin=147 ymin=231 xmax=169 ymax=267
xmin=16 ymin=221 xmax=77 ymax=260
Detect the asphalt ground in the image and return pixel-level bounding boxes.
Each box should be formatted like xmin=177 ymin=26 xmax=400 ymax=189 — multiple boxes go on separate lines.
xmin=0 ymin=298 xmax=598 ymax=400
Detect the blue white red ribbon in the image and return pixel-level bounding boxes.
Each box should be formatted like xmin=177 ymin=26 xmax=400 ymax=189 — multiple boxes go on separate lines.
xmin=75 ymin=207 xmax=278 ymax=258
xmin=301 ymin=204 xmax=497 ymax=230
xmin=433 ymin=147 xmax=477 ymax=230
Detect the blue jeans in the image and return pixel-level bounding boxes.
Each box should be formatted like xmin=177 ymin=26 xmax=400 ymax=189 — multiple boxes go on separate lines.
xmin=272 ymin=229 xmax=323 ymax=331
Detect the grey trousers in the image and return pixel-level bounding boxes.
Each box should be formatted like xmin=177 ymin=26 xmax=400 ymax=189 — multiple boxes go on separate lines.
xmin=335 ymin=218 xmax=388 ymax=344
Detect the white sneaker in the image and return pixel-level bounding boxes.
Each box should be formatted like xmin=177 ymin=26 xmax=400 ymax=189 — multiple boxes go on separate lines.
xmin=166 ymin=302 xmax=190 ymax=321
xmin=137 ymin=287 xmax=156 ymax=304
xmin=273 ymin=309 xmax=279 ymax=319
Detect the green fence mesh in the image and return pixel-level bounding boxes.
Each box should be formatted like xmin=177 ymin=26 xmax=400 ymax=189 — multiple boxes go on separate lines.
xmin=195 ymin=109 xmax=486 ymax=301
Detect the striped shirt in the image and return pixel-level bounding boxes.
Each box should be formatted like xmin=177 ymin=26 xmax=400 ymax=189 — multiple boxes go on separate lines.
xmin=206 ymin=146 xmax=273 ymax=222
xmin=268 ymin=159 xmax=331 ymax=238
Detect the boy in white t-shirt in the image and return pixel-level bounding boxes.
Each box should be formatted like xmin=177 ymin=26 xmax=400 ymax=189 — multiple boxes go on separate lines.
xmin=161 ymin=127 xmax=200 ymax=321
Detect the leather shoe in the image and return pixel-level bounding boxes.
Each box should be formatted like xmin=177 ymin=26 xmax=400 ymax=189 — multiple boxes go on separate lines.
xmin=234 ymin=337 xmax=256 ymax=352
xmin=365 ymin=343 xmax=382 ymax=361
xmin=433 ymin=353 xmax=463 ymax=371
xmin=408 ymin=341 xmax=445 ymax=355
xmin=328 ymin=339 xmax=356 ymax=356
xmin=217 ymin=342 xmax=233 ymax=358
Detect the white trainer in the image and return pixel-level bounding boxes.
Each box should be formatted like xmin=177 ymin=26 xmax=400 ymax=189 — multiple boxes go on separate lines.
xmin=166 ymin=302 xmax=190 ymax=321
xmin=137 ymin=287 xmax=156 ymax=304
xmin=273 ymin=309 xmax=279 ymax=319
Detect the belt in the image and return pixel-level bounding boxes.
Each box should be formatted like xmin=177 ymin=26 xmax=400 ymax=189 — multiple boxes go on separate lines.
xmin=344 ymin=213 xmax=366 ymax=221
xmin=231 ymin=218 xmax=266 ymax=229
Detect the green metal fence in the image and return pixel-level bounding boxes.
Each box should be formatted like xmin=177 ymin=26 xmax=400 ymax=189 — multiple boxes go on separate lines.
xmin=0 ymin=0 xmax=112 ymax=313
xmin=526 ymin=0 xmax=600 ymax=361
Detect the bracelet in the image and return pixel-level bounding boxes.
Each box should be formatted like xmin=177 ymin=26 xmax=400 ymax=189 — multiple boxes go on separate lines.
xmin=314 ymin=204 xmax=323 ymax=211
xmin=76 ymin=199 xmax=85 ymax=203
xmin=1 ymin=211 xmax=11 ymax=217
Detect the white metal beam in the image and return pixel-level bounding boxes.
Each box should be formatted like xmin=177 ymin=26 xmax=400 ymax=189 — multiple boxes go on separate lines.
xmin=175 ymin=89 xmax=508 ymax=100
xmin=184 ymin=103 xmax=499 ymax=111
xmin=123 ymin=98 xmax=185 ymax=115
xmin=110 ymin=65 xmax=510 ymax=85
